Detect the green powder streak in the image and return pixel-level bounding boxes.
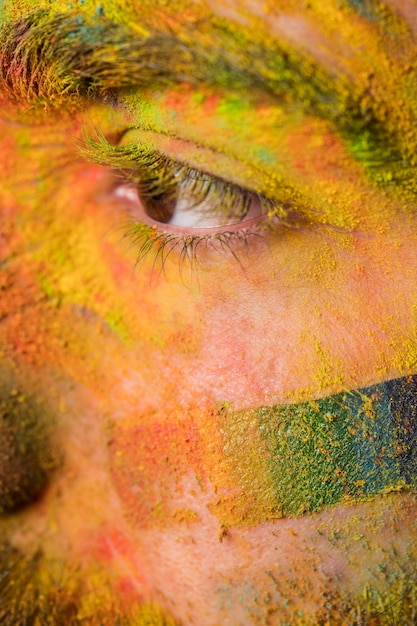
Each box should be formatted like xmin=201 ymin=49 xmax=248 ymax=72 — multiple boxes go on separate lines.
xmin=218 ymin=380 xmax=414 ymax=521
xmin=257 ymin=391 xmax=401 ymax=516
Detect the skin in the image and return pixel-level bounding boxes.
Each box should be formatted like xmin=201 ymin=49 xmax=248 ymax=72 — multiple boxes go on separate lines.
xmin=1 ymin=0 xmax=417 ymax=624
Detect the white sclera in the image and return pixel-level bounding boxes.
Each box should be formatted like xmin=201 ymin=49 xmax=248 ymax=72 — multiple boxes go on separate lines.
xmin=168 ymin=184 xmax=263 ymax=228
xmin=114 ymin=180 xmax=265 ymax=230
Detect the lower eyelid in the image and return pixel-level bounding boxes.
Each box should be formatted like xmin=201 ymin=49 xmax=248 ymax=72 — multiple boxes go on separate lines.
xmin=156 ymin=214 xmax=268 ymax=236
xmin=110 ymin=184 xmax=281 ymax=270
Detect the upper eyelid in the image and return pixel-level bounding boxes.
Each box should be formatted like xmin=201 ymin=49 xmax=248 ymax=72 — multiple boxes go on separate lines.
xmin=85 ymin=124 xmax=269 ymax=180
xmin=80 ymin=128 xmax=303 ymax=212
xmin=80 ymin=130 xmax=256 ymax=198
xmin=124 ymin=130 xmax=274 ymax=193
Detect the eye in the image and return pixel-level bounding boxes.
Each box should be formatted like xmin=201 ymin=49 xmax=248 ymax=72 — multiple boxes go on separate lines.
xmin=81 ymin=133 xmax=294 ymax=268
xmin=113 ymin=161 xmax=269 ymax=235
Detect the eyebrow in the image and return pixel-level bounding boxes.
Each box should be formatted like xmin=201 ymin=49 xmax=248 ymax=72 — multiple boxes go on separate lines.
xmin=0 ymin=8 xmax=410 ymax=184
xmin=0 ymin=9 xmax=359 ymax=120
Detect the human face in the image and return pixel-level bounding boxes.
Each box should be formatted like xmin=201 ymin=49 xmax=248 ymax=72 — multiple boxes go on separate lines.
xmin=1 ymin=0 xmax=417 ymax=624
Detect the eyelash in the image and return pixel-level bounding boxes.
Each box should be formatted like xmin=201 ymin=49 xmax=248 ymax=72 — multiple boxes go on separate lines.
xmin=82 ymin=133 xmax=289 ymax=269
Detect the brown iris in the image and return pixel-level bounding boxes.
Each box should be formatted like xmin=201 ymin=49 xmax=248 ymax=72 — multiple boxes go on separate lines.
xmin=141 ymin=192 xmax=177 ymax=223
xmin=138 ymin=174 xmax=180 ymax=224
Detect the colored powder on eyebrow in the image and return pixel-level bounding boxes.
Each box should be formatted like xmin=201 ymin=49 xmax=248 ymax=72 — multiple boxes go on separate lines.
xmin=345 ymin=0 xmax=379 ymax=20
xmin=224 ymin=0 xmax=417 ymax=182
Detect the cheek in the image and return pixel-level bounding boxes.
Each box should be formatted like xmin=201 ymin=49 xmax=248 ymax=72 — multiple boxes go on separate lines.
xmin=108 ymin=411 xmax=205 ymax=528
xmin=185 ymin=222 xmax=417 ymax=407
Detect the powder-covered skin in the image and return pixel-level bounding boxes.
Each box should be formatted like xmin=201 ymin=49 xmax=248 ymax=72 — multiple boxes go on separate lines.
xmin=1 ymin=1 xmax=417 ymax=624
